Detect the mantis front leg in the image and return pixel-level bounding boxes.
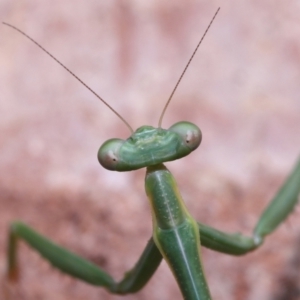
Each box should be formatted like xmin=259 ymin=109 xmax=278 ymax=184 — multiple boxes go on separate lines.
xmin=6 ymin=223 xmax=162 ymax=294
xmin=199 ymin=157 xmax=300 ymax=255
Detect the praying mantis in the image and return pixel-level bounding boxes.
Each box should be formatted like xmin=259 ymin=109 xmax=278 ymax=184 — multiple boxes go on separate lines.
xmin=3 ymin=7 xmax=300 ymax=300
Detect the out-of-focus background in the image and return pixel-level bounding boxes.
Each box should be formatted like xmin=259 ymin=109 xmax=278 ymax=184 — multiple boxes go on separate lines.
xmin=0 ymin=1 xmax=300 ymax=299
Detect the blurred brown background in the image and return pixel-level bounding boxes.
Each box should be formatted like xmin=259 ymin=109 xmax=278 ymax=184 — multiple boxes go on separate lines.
xmin=0 ymin=1 xmax=300 ymax=299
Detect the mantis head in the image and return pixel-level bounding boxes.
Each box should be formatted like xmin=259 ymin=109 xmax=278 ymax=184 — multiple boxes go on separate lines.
xmin=98 ymin=121 xmax=201 ymax=171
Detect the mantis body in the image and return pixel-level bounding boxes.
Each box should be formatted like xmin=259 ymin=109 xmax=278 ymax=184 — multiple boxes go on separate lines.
xmin=3 ymin=9 xmax=300 ymax=300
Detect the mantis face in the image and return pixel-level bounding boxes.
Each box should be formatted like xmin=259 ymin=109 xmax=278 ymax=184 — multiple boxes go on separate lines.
xmin=98 ymin=121 xmax=202 ymax=171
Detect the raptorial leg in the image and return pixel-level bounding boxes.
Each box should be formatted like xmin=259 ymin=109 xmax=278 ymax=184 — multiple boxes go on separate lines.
xmin=6 ymin=221 xmax=162 ymax=294
xmin=198 ymin=157 xmax=300 ymax=255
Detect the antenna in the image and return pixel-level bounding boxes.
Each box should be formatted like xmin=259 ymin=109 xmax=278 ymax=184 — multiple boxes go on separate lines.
xmin=2 ymin=22 xmax=134 ymax=134
xmin=158 ymin=7 xmax=220 ymax=128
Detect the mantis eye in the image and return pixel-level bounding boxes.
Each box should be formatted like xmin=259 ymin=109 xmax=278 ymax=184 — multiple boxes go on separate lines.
xmin=98 ymin=139 xmax=124 ymax=170
xmin=169 ymin=121 xmax=202 ymax=151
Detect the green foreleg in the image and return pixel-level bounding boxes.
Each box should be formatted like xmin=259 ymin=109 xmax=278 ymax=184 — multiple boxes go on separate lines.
xmin=113 ymin=237 xmax=162 ymax=293
xmin=254 ymin=157 xmax=300 ymax=242
xmin=6 ymin=222 xmax=161 ymax=294
xmin=198 ymin=223 xmax=258 ymax=255
xmin=198 ymin=157 xmax=300 ymax=255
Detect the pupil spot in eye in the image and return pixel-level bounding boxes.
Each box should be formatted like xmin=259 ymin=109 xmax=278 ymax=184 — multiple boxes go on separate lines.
xmin=186 ymin=131 xmax=193 ymax=144
xmin=108 ymin=150 xmax=118 ymax=163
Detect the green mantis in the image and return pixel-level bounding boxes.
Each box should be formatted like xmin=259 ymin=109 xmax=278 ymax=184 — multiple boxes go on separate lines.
xmin=3 ymin=8 xmax=300 ymax=300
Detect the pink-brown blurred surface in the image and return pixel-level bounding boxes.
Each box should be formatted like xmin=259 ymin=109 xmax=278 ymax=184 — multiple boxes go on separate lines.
xmin=0 ymin=1 xmax=300 ymax=299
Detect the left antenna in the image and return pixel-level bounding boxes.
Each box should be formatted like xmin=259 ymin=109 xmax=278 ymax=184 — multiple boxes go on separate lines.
xmin=2 ymin=22 xmax=134 ymax=134
xmin=158 ymin=8 xmax=220 ymax=128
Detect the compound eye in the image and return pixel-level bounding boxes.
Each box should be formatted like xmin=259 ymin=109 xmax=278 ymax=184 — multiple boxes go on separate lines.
xmin=98 ymin=139 xmax=124 ymax=170
xmin=169 ymin=121 xmax=202 ymax=151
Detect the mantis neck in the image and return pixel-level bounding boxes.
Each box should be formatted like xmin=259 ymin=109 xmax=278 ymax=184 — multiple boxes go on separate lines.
xmin=145 ymin=164 xmax=191 ymax=229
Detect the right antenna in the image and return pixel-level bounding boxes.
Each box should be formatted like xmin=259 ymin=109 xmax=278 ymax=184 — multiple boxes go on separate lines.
xmin=158 ymin=7 xmax=220 ymax=128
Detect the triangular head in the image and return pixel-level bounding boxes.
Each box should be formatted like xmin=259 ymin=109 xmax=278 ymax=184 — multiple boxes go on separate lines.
xmin=98 ymin=121 xmax=202 ymax=171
